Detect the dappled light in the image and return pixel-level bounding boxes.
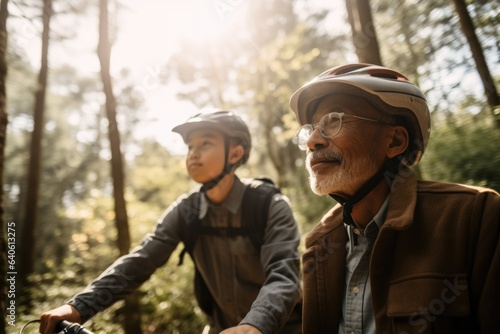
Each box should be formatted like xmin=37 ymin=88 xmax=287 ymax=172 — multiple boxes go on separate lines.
xmin=2 ymin=0 xmax=499 ymax=333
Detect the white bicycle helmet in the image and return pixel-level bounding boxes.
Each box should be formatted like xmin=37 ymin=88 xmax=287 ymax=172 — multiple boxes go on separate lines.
xmin=289 ymin=63 xmax=431 ymax=166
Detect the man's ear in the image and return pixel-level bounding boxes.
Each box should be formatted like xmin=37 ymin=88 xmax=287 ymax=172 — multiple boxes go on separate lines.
xmin=228 ymin=144 xmax=244 ymax=165
xmin=387 ymin=125 xmax=409 ymax=159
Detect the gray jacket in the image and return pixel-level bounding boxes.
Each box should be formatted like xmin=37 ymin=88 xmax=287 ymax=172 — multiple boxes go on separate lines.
xmin=68 ymin=177 xmax=302 ymax=334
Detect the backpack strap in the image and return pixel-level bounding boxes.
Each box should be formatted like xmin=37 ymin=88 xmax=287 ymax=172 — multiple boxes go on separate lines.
xmin=240 ymin=177 xmax=281 ymax=250
xmin=177 ymin=191 xmax=202 ymax=266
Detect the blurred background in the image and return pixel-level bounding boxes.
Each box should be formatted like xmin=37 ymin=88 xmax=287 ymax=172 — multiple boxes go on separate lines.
xmin=1 ymin=0 xmax=499 ymax=333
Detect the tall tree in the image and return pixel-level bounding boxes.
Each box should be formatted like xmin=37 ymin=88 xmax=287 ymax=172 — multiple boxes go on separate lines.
xmin=97 ymin=0 xmax=142 ymax=332
xmin=18 ymin=0 xmax=52 ymax=304
xmin=0 ymin=0 xmax=8 ymax=332
xmin=345 ymin=0 xmax=383 ymax=65
xmin=375 ymin=0 xmax=466 ymax=112
xmin=451 ymin=0 xmax=500 ymax=127
xmin=374 ymin=0 xmax=432 ymax=80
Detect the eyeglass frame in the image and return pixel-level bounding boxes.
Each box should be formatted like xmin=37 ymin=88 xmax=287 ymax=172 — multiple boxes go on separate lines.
xmin=295 ymin=111 xmax=395 ymax=150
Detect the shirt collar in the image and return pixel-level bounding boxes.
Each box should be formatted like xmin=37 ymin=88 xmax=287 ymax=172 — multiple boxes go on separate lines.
xmin=199 ymin=176 xmax=245 ymax=219
xmin=372 ymin=195 xmax=390 ymax=229
xmin=345 ymin=195 xmax=390 ymax=243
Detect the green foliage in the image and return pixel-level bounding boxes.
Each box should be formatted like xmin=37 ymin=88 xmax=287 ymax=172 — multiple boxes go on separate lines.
xmin=138 ymin=254 xmax=205 ymax=334
xmin=284 ymin=180 xmax=334 ymax=236
xmin=128 ymin=140 xmax=194 ymax=209
xmin=420 ymin=100 xmax=500 ymax=192
xmin=15 ymin=270 xmax=93 ymax=334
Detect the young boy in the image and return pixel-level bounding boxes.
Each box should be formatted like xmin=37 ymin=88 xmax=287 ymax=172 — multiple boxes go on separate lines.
xmin=39 ymin=109 xmax=302 ymax=334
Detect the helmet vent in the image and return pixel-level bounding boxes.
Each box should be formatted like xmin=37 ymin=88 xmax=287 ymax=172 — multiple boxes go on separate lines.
xmin=371 ymin=72 xmax=398 ymax=80
xmin=336 ymin=64 xmax=367 ymax=75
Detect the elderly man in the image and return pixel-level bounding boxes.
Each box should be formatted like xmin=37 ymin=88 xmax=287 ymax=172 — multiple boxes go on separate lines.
xmin=289 ymin=63 xmax=500 ymax=333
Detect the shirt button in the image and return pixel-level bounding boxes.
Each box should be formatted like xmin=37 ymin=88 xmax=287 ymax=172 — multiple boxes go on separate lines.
xmin=353 ymin=228 xmax=361 ymax=235
xmin=352 ymin=286 xmax=360 ymax=294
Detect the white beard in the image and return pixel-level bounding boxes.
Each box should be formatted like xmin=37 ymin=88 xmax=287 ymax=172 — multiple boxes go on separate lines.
xmin=306 ymin=150 xmax=380 ymax=196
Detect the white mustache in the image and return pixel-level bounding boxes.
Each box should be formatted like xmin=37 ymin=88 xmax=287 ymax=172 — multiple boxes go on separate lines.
xmin=306 ymin=151 xmax=343 ymax=164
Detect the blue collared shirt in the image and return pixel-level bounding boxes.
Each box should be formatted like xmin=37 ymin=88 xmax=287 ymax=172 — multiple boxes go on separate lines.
xmin=339 ymin=196 xmax=389 ymax=334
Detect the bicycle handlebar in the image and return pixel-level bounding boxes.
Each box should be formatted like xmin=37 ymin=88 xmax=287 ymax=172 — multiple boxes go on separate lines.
xmin=54 ymin=320 xmax=94 ymax=334
xmin=19 ymin=319 xmax=94 ymax=334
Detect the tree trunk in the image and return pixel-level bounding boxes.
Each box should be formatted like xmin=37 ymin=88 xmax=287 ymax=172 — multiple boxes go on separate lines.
xmin=97 ymin=0 xmax=142 ymax=332
xmin=451 ymin=0 xmax=500 ymax=127
xmin=0 ymin=0 xmax=9 ymax=332
xmin=18 ymin=0 xmax=52 ymax=306
xmin=345 ymin=0 xmax=383 ymax=65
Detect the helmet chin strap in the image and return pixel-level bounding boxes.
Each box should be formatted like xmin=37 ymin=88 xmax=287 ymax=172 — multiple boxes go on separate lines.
xmin=200 ymin=165 xmax=233 ymax=192
xmin=329 ymin=159 xmax=401 ymax=226
xmin=200 ymin=136 xmax=233 ymax=192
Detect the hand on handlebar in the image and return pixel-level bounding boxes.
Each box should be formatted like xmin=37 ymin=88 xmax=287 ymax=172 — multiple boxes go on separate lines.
xmin=39 ymin=304 xmax=81 ymax=334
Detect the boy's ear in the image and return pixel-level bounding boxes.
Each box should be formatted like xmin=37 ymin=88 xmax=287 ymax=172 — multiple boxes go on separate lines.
xmin=228 ymin=144 xmax=244 ymax=164
xmin=387 ymin=125 xmax=409 ymax=159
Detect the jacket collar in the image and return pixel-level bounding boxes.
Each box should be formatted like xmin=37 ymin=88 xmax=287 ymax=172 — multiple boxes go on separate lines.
xmin=383 ymin=165 xmax=417 ymax=231
xmin=199 ymin=176 xmax=244 ymax=218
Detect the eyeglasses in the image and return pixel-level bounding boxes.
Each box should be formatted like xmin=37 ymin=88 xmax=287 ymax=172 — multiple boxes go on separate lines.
xmin=295 ymin=112 xmax=393 ymax=150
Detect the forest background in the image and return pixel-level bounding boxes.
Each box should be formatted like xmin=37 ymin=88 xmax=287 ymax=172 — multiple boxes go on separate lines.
xmin=0 ymin=0 xmax=499 ymax=333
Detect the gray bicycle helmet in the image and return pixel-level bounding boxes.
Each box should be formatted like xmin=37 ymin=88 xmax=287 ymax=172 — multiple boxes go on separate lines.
xmin=172 ymin=109 xmax=251 ymax=191
xmin=289 ymin=63 xmax=431 ymax=166
xmin=172 ymin=109 xmax=251 ymax=164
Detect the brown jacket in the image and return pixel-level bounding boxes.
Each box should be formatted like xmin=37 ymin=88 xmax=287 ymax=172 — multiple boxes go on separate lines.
xmin=302 ymin=166 xmax=500 ymax=333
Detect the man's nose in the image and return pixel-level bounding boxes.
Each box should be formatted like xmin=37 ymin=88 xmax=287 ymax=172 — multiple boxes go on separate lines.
xmin=307 ymin=127 xmax=329 ymax=151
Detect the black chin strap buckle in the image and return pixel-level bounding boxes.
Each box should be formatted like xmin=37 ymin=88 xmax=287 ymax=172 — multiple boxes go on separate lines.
xmin=330 ymin=194 xmax=356 ymax=226
xmin=200 ymin=164 xmax=234 ymax=192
